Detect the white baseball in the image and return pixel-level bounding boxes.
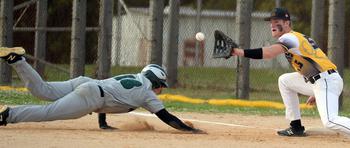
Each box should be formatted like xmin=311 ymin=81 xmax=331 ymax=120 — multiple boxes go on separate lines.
xmin=195 ymin=32 xmax=205 ymax=41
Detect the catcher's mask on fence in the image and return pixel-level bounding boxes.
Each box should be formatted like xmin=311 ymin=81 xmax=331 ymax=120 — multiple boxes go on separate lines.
xmin=141 ymin=64 xmax=168 ymax=89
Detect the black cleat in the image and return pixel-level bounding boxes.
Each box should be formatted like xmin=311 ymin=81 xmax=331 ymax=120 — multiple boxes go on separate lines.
xmin=0 ymin=47 xmax=25 ymax=64
xmin=99 ymin=124 xmax=117 ymax=130
xmin=0 ymin=105 xmax=10 ymax=126
xmin=277 ymin=126 xmax=306 ymax=137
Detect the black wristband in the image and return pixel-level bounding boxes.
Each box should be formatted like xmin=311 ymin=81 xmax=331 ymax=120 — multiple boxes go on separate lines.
xmin=243 ymin=48 xmax=263 ymax=59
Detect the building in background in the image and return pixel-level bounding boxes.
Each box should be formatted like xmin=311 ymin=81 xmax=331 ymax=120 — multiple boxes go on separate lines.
xmin=112 ymin=7 xmax=289 ymax=68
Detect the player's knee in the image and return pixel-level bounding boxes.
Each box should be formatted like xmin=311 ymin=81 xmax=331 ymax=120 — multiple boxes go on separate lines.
xmin=278 ymin=74 xmax=289 ymax=87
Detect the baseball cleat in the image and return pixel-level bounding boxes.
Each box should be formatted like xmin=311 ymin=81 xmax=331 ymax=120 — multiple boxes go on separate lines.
xmin=99 ymin=124 xmax=117 ymax=130
xmin=0 ymin=47 xmax=25 ymax=64
xmin=277 ymin=126 xmax=306 ymax=137
xmin=0 ymin=105 xmax=10 ymax=126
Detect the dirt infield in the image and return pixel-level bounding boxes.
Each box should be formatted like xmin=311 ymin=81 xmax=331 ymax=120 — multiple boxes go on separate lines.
xmin=1 ymin=112 xmax=349 ymax=148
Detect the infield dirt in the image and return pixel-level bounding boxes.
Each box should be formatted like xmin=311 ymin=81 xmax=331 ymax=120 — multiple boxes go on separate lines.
xmin=1 ymin=111 xmax=349 ymax=148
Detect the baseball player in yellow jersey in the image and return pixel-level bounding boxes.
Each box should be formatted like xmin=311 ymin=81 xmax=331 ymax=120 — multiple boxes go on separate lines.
xmin=231 ymin=8 xmax=350 ymax=136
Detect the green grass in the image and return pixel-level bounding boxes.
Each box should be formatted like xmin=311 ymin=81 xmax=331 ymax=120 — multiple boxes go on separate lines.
xmin=2 ymin=65 xmax=350 ymax=117
xmin=0 ymin=90 xmax=318 ymax=116
xmin=0 ymin=91 xmax=48 ymax=105
xmin=163 ymin=101 xmax=319 ymax=116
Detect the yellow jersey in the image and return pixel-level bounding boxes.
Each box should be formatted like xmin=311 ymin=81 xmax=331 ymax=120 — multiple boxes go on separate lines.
xmin=278 ymin=31 xmax=337 ymax=78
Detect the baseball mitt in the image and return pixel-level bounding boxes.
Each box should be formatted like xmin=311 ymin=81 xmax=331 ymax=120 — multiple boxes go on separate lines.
xmin=212 ymin=30 xmax=238 ymax=59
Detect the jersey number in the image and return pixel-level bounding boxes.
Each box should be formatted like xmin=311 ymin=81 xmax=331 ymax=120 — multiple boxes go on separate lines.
xmin=114 ymin=75 xmax=142 ymax=89
xmin=294 ymin=60 xmax=304 ymax=71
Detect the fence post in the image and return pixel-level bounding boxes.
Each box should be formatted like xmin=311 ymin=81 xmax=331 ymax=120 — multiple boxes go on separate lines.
xmin=166 ymin=0 xmax=180 ymax=87
xmin=328 ymin=0 xmax=345 ymax=109
xmin=275 ymin=0 xmax=281 ymax=7
xmin=311 ymin=0 xmax=325 ymax=51
xmin=34 ymin=0 xmax=47 ymax=77
xmin=271 ymin=0 xmax=282 ymax=68
xmin=70 ymin=0 xmax=87 ymax=78
xmin=112 ymin=0 xmax=123 ymax=66
xmin=97 ymin=0 xmax=113 ymax=79
xmin=149 ymin=0 xmax=164 ymax=65
xmin=235 ymin=0 xmax=252 ymax=99
xmin=194 ymin=0 xmax=202 ymax=66
xmin=0 ymin=0 xmax=13 ymax=85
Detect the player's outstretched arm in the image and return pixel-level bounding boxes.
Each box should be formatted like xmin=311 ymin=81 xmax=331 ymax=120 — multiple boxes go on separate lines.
xmin=231 ymin=44 xmax=285 ymax=59
xmin=155 ymin=109 xmax=206 ymax=134
xmin=212 ymin=30 xmax=285 ymax=60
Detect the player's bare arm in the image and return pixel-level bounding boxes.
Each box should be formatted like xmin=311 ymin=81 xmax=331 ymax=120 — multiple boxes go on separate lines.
xmin=231 ymin=44 xmax=285 ymax=59
xmin=213 ymin=30 xmax=287 ymax=60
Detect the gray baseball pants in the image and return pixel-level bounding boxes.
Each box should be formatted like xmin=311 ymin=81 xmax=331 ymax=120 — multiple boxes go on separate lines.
xmin=6 ymin=59 xmax=105 ymax=123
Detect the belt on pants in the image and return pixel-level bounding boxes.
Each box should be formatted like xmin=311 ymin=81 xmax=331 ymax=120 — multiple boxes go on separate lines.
xmin=304 ymin=69 xmax=337 ymax=84
xmin=97 ymin=85 xmax=105 ymax=97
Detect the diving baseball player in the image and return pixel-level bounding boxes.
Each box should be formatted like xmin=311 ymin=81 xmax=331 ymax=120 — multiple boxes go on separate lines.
xmin=215 ymin=8 xmax=350 ymax=136
xmin=0 ymin=47 xmax=205 ymax=134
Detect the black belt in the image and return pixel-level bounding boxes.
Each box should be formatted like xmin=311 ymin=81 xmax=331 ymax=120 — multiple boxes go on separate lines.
xmin=305 ymin=69 xmax=336 ymax=84
xmin=97 ymin=85 xmax=105 ymax=97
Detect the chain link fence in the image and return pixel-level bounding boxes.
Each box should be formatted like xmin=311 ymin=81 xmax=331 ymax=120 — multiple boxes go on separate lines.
xmin=1 ymin=0 xmax=349 ymax=103
xmin=113 ymin=0 xmax=290 ymax=100
xmin=8 ymin=0 xmax=100 ymax=83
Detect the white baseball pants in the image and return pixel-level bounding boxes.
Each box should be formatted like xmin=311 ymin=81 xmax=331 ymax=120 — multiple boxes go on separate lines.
xmin=278 ymin=72 xmax=350 ymax=135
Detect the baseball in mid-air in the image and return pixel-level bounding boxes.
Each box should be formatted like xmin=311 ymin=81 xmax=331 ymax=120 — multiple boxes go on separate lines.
xmin=195 ymin=32 xmax=205 ymax=41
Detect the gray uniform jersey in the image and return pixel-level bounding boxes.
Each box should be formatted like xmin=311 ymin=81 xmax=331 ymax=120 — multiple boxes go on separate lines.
xmin=99 ymin=74 xmax=164 ymax=113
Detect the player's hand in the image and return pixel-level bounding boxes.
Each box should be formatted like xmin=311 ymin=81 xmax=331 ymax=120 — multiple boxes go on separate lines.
xmin=231 ymin=48 xmax=245 ymax=57
xmin=306 ymin=96 xmax=316 ymax=105
xmin=231 ymin=48 xmax=239 ymax=56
